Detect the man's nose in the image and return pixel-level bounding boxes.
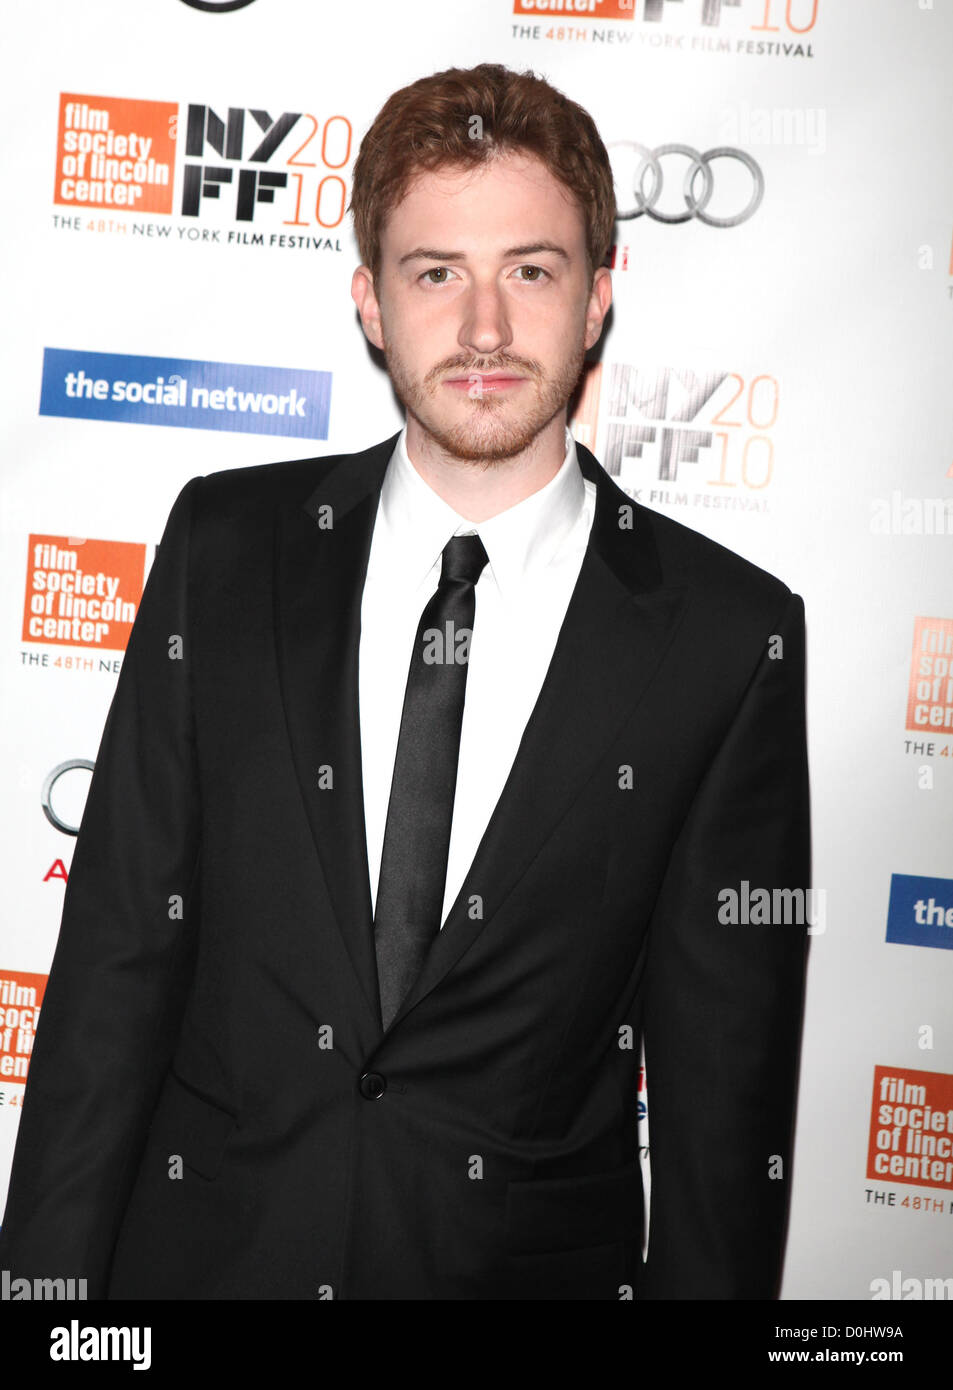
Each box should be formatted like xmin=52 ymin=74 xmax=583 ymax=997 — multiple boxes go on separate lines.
xmin=457 ymin=282 xmax=513 ymax=358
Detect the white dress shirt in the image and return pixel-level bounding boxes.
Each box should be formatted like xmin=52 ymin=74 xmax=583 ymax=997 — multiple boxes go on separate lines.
xmin=359 ymin=424 xmax=597 ymax=928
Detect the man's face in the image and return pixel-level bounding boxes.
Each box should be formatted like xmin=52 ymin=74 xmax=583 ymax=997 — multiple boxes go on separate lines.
xmin=352 ymin=150 xmax=611 ymax=465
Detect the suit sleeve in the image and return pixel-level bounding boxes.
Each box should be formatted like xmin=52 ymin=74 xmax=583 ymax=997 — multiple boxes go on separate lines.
xmin=639 ymin=590 xmax=810 ymax=1299
xmin=0 ymin=476 xmax=204 ymax=1297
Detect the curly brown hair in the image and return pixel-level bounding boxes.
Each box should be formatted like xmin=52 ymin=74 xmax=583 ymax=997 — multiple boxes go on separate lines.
xmin=349 ymin=63 xmax=616 ymax=286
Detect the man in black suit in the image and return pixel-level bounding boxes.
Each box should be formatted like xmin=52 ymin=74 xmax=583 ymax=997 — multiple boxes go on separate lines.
xmin=0 ymin=63 xmax=809 ymax=1300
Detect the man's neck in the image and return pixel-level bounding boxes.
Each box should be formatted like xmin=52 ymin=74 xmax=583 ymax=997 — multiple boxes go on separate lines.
xmin=403 ymin=412 xmax=568 ymax=523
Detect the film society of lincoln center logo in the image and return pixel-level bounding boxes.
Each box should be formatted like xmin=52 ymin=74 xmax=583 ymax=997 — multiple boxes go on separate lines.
xmin=54 ymin=94 xmax=176 ymax=213
xmin=22 ymin=533 xmax=145 ymax=651
xmin=906 ymin=616 xmax=953 ymax=736
xmin=0 ymin=971 xmax=46 ymax=1085
xmin=53 ymin=92 xmax=353 ymax=233
xmin=867 ymin=1065 xmax=953 ymax=1193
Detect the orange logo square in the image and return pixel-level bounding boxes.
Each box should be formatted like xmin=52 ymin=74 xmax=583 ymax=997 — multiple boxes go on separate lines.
xmin=54 ymin=92 xmax=177 ymax=215
xmin=867 ymin=1065 xmax=953 ymax=1191
xmin=23 ymin=534 xmax=146 ymax=651
xmin=906 ymin=616 xmax=953 ymax=734
xmin=512 ymin=0 xmax=634 ymax=20
xmin=0 ymin=971 xmax=47 ymax=1084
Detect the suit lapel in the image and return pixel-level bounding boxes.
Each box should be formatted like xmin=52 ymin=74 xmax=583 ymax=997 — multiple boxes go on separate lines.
xmin=275 ymin=433 xmax=687 ymax=1038
xmin=274 ymin=433 xmax=398 ymax=1035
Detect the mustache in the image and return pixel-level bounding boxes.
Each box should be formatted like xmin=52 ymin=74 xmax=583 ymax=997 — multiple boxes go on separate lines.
xmin=424 ymin=355 xmax=543 ymax=386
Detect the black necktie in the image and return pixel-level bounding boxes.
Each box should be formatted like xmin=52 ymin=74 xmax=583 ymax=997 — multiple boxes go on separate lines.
xmin=373 ymin=533 xmax=490 ymax=1030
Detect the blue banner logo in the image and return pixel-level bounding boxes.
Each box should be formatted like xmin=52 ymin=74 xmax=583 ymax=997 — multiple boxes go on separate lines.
xmin=40 ymin=347 xmax=330 ymax=440
xmin=886 ymin=873 xmax=953 ymax=951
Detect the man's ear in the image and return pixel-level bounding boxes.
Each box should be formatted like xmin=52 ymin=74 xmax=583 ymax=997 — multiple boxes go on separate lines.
xmin=583 ymin=265 xmax=612 ymax=352
xmin=351 ymin=265 xmax=385 ymax=351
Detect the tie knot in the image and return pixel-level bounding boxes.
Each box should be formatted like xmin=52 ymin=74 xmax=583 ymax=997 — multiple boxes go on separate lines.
xmin=440 ymin=533 xmax=489 ymax=588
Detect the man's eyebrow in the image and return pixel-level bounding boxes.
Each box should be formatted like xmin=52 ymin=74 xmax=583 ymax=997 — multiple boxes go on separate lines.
xmin=397 ymin=241 xmax=571 ymax=267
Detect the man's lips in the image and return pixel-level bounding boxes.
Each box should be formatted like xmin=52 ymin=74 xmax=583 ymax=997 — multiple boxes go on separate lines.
xmin=441 ymin=372 xmax=529 ymax=392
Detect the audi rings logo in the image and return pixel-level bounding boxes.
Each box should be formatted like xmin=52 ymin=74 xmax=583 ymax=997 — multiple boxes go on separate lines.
xmin=178 ymin=0 xmax=257 ymax=11
xmin=609 ymin=143 xmax=764 ymax=227
xmin=42 ymin=759 xmax=94 ymax=836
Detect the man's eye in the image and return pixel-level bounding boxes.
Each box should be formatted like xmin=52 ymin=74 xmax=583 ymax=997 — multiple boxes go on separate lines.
xmin=419 ymin=265 xmax=549 ymax=284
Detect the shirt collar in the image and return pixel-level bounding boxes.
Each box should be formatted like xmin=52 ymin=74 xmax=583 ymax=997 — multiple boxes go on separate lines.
xmin=374 ymin=423 xmax=586 ymax=596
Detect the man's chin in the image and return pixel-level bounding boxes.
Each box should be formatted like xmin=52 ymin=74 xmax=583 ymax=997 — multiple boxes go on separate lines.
xmin=410 ymin=405 xmax=563 ymax=466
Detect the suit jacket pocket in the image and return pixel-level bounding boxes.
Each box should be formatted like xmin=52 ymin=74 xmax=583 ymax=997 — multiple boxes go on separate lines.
xmin=147 ymin=1070 xmax=238 ymax=1181
xmin=505 ymin=1163 xmax=643 ymax=1255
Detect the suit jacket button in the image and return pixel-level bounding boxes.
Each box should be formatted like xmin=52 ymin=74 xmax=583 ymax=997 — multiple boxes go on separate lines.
xmin=359 ymin=1071 xmax=386 ymax=1100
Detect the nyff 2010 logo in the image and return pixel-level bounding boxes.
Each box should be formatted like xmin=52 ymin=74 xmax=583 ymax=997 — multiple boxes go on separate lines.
xmin=571 ymin=362 xmax=778 ymax=512
xmin=181 ymin=102 xmax=352 ymax=226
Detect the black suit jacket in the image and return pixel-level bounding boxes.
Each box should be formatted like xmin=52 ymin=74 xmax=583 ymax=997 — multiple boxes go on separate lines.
xmin=0 ymin=432 xmax=810 ymax=1299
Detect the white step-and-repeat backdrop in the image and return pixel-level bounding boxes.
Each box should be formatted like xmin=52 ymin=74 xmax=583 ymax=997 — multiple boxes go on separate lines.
xmin=1 ymin=0 xmax=951 ymax=1302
